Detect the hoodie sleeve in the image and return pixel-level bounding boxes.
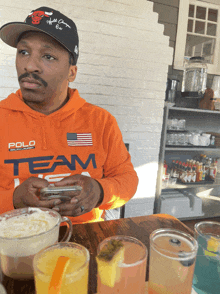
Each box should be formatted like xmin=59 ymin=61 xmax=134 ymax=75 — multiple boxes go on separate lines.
xmin=0 ymin=113 xmax=15 ymax=214
xmin=96 ymin=115 xmax=138 ymax=210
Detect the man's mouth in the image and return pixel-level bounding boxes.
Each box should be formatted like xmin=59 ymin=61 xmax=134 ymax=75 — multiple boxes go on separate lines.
xmin=18 ymin=73 xmax=48 ymax=88
xmin=20 ymin=78 xmax=42 ymax=90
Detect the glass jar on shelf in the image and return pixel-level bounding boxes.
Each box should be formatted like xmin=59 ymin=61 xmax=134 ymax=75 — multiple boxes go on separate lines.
xmin=181 ymin=56 xmax=208 ymax=97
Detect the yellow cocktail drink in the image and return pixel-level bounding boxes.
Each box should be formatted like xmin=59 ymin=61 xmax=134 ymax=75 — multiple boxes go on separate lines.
xmin=33 ymin=242 xmax=90 ymax=294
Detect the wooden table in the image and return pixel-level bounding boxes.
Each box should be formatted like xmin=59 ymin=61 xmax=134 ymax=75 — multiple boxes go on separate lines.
xmin=182 ymin=215 xmax=220 ymax=231
xmin=2 ymin=213 xmax=219 ymax=294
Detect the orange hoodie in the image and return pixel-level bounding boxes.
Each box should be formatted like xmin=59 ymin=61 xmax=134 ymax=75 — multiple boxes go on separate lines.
xmin=0 ymin=88 xmax=138 ymax=224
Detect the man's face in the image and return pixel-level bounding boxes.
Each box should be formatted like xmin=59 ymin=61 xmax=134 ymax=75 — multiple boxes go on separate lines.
xmin=16 ymin=31 xmax=77 ymax=113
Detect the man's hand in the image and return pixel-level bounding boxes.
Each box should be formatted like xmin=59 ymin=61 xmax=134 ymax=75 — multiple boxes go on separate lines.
xmin=52 ymin=174 xmax=103 ymax=216
xmin=13 ymin=177 xmax=62 ymax=209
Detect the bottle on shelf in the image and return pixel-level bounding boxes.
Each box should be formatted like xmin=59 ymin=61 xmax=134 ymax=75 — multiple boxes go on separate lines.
xmin=179 ymin=162 xmax=183 ymax=181
xmin=180 ymin=163 xmax=188 ymax=183
xmin=178 ymin=161 xmax=182 ymax=177
xmin=191 ymin=165 xmax=196 ymax=182
xmin=163 ymin=160 xmax=168 ymax=179
xmin=196 ymin=161 xmax=200 ymax=182
xmin=170 ymin=160 xmax=176 ymax=177
xmin=202 ymin=165 xmax=206 ymax=181
xmin=186 ymin=163 xmax=192 ymax=182
xmin=173 ymin=160 xmax=179 ymax=178
xmin=204 ymin=157 xmax=211 ymax=180
xmin=209 ymin=158 xmax=217 ymax=181
xmin=196 ymin=162 xmax=203 ymax=182
xmin=210 ymin=135 xmax=215 ymax=146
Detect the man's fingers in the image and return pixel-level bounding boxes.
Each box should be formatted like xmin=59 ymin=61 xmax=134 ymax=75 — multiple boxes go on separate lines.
xmin=52 ymin=200 xmax=83 ymax=215
xmin=38 ymin=199 xmax=62 ymax=208
xmin=70 ymin=197 xmax=79 ymax=204
xmin=21 ymin=192 xmax=40 ymax=207
xmin=53 ymin=206 xmax=84 ymax=217
xmin=54 ymin=174 xmax=83 ymax=187
xmin=54 ymin=178 xmax=80 ymax=187
xmin=28 ymin=177 xmax=49 ymax=189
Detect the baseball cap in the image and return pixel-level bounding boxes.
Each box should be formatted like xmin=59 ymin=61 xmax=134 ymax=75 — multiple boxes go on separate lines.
xmin=0 ymin=7 xmax=79 ymax=64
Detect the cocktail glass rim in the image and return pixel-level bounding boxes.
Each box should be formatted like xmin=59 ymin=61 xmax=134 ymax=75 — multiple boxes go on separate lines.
xmin=150 ymin=228 xmax=198 ymax=260
xmin=97 ymin=235 xmax=147 ymax=267
xmin=195 ymin=221 xmax=220 ymax=239
xmin=33 ymin=242 xmax=90 ymax=278
xmin=0 ymin=207 xmax=61 ymax=241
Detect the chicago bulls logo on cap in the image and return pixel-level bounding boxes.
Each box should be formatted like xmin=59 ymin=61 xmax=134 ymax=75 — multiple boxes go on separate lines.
xmin=0 ymin=6 xmax=79 ymax=64
xmin=28 ymin=10 xmax=53 ymax=25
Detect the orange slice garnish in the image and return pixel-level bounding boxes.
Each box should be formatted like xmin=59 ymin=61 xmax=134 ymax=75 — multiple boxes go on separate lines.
xmin=48 ymin=256 xmax=70 ymax=294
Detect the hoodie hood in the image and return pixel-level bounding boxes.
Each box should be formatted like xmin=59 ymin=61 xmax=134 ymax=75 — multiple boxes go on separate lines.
xmin=0 ymin=88 xmax=86 ymax=120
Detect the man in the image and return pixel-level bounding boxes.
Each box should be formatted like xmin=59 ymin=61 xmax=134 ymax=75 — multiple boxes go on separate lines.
xmin=0 ymin=7 xmax=138 ymax=224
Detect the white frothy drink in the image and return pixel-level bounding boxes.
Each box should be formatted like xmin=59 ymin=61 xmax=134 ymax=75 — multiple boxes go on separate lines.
xmin=0 ymin=208 xmax=57 ymax=238
xmin=0 ymin=208 xmax=60 ymax=279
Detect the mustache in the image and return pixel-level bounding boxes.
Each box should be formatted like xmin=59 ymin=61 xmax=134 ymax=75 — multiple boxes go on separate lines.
xmin=18 ymin=73 xmax=48 ymax=88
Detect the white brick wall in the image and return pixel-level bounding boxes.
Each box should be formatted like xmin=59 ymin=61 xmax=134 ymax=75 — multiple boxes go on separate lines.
xmin=0 ymin=0 xmax=173 ymax=215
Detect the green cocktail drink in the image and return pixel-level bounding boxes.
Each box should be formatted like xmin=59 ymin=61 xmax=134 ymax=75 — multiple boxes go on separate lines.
xmin=193 ymin=221 xmax=220 ymax=294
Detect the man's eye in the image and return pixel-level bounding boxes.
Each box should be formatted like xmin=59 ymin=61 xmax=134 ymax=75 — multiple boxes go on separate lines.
xmin=18 ymin=50 xmax=28 ymax=55
xmin=44 ymin=55 xmax=55 ymax=60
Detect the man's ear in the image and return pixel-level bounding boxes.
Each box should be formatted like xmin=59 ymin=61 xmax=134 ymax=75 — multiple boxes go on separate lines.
xmin=68 ymin=65 xmax=77 ymax=82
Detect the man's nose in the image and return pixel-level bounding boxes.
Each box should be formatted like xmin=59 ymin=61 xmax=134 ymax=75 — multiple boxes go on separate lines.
xmin=25 ymin=55 xmax=41 ymax=73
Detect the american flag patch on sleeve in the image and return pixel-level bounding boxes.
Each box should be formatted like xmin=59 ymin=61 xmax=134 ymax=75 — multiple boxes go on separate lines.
xmin=67 ymin=133 xmax=93 ymax=146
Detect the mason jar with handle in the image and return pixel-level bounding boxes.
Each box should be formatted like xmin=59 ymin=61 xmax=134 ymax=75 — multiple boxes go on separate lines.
xmin=0 ymin=207 xmax=73 ymax=279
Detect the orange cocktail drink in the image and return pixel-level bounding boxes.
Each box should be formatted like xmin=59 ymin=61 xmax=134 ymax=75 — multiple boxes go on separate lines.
xmin=33 ymin=242 xmax=90 ymax=294
xmin=148 ymin=229 xmax=198 ymax=294
xmin=96 ymin=235 xmax=147 ymax=294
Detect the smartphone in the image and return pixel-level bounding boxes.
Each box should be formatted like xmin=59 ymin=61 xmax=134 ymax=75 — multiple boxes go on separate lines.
xmin=40 ymin=185 xmax=82 ymax=201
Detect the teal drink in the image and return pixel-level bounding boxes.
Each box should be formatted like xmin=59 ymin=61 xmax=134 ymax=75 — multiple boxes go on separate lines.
xmin=192 ymin=222 xmax=220 ymax=294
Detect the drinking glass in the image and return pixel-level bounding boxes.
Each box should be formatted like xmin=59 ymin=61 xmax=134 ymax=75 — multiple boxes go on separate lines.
xmin=167 ymin=119 xmax=172 ymax=130
xmin=178 ymin=133 xmax=185 ymax=145
xmin=167 ymin=133 xmax=175 ymax=145
xmin=193 ymin=221 xmax=220 ymax=294
xmin=33 ymin=242 xmax=90 ymax=294
xmin=96 ymin=235 xmax=147 ymax=294
xmin=184 ymin=133 xmax=190 ymax=146
xmin=171 ymin=119 xmax=178 ymax=130
xmin=148 ymin=229 xmax=198 ymax=294
xmin=191 ymin=133 xmax=200 ymax=145
xmin=173 ymin=133 xmax=179 ymax=145
xmin=177 ymin=119 xmax=186 ymax=130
